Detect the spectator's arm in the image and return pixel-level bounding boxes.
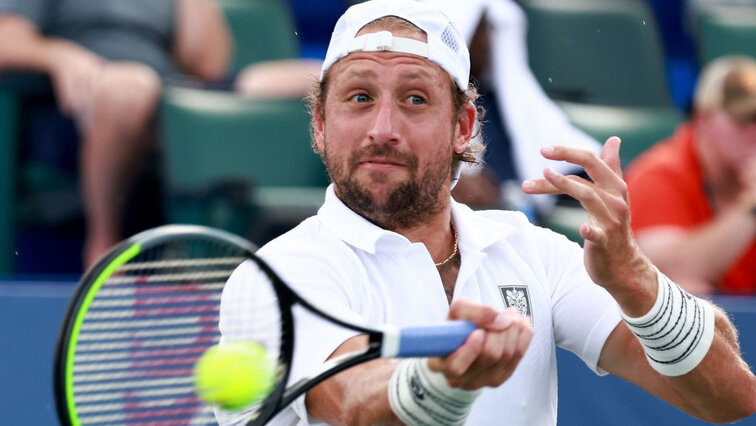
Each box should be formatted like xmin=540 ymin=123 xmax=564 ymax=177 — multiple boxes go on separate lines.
xmin=0 ymin=13 xmax=104 ymax=115
xmin=234 ymin=59 xmax=322 ymax=99
xmin=0 ymin=13 xmax=54 ymax=71
xmin=635 ymin=198 xmax=756 ymax=294
xmin=174 ymin=0 xmax=232 ymax=81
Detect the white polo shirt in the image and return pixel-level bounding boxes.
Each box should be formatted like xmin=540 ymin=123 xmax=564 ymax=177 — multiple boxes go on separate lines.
xmin=219 ymin=185 xmax=621 ymax=426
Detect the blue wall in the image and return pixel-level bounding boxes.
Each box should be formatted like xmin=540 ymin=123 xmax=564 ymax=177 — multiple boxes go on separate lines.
xmin=1 ymin=280 xmax=755 ymax=425
xmin=0 ymin=280 xmax=76 ymax=425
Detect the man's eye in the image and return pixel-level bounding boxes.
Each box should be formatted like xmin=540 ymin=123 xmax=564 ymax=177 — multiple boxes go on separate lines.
xmin=350 ymin=93 xmax=370 ymax=103
xmin=408 ymin=95 xmax=425 ymax=105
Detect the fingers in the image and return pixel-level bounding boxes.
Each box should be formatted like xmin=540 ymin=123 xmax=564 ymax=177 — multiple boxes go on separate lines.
xmin=448 ymin=299 xmax=519 ymax=331
xmin=522 ymin=174 xmax=594 ymax=195
xmin=528 ymin=138 xmax=647 ymax=290
xmin=474 ymin=316 xmax=533 ymax=387
xmin=428 ymin=328 xmax=484 ymax=375
xmin=539 ymin=141 xmax=625 ymax=194
xmin=438 ymin=315 xmax=533 ymax=389
xmin=522 ymin=138 xmax=624 ymax=197
xmin=522 ymin=138 xmax=631 ymax=246
xmin=600 ymin=136 xmax=623 ymax=178
xmin=580 ymin=221 xmax=608 ymax=245
xmin=544 ymin=167 xmax=621 ymax=227
xmin=428 ymin=302 xmax=533 ymax=390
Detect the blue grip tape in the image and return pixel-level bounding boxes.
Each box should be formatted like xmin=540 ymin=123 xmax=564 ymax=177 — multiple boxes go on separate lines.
xmin=396 ymin=320 xmax=476 ymax=358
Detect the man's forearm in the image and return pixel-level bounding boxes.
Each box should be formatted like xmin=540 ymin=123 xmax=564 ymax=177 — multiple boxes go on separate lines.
xmin=602 ymin=273 xmax=756 ymax=423
xmin=305 ymin=336 xmax=401 ymax=425
xmin=663 ymin=305 xmax=756 ymax=422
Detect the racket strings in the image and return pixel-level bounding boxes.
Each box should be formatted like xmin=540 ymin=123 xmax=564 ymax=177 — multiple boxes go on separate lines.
xmin=72 ymin=239 xmax=244 ymax=425
xmin=209 ymin=259 xmax=290 ymax=424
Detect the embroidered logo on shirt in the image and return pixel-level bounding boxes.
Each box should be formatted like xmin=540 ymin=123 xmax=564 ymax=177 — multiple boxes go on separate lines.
xmin=498 ymin=285 xmax=533 ymax=323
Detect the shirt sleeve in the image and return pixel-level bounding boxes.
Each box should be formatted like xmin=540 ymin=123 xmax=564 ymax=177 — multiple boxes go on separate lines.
xmin=537 ymin=227 xmax=622 ymax=375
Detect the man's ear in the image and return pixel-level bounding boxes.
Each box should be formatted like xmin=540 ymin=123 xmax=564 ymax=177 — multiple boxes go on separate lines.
xmin=314 ymin=101 xmax=326 ymax=153
xmin=453 ymin=101 xmax=476 ymax=154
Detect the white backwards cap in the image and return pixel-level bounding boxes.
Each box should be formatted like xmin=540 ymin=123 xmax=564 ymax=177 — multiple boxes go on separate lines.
xmin=321 ymin=0 xmax=471 ymax=91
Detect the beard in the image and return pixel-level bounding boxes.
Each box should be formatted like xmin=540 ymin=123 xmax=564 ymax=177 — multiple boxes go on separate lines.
xmin=324 ymin=141 xmax=453 ymax=230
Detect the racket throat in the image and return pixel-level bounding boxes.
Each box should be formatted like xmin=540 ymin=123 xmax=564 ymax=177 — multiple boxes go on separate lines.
xmin=277 ymin=343 xmax=380 ymax=410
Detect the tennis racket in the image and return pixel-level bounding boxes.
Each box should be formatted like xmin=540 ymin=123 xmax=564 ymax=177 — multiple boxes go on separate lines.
xmin=54 ymin=224 xmax=476 ymax=425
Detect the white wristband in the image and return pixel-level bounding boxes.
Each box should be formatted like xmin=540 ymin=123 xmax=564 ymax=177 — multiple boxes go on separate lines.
xmin=621 ymin=268 xmax=715 ymax=376
xmin=388 ymin=358 xmax=481 ymax=426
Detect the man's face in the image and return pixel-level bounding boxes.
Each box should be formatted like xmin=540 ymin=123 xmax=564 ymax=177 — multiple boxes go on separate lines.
xmin=314 ymin=32 xmax=472 ymax=230
xmin=700 ymin=110 xmax=756 ymax=180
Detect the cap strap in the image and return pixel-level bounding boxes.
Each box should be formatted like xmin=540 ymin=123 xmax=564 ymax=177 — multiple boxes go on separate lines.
xmin=348 ymin=30 xmax=429 ymax=58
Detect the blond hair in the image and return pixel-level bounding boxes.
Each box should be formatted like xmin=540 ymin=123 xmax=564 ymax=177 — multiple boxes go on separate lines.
xmin=694 ymin=55 xmax=756 ymax=113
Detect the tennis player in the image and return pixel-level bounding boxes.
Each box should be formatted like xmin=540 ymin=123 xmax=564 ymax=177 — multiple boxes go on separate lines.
xmin=221 ymin=1 xmax=756 ymax=424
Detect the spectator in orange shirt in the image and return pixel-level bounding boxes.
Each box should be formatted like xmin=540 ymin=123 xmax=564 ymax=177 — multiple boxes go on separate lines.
xmin=625 ymin=56 xmax=756 ymax=295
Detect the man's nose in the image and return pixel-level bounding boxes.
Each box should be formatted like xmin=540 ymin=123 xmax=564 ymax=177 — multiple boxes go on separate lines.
xmin=368 ymin=98 xmax=400 ymax=144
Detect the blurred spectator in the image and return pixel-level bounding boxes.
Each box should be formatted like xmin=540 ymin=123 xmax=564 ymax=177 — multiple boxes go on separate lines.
xmin=0 ymin=0 xmax=232 ymax=267
xmin=439 ymin=0 xmax=601 ymax=215
xmin=235 ymin=59 xmax=322 ymax=99
xmin=625 ymin=56 xmax=756 ymax=295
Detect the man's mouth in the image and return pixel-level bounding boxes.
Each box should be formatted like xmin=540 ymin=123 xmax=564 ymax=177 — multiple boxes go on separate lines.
xmin=359 ymin=157 xmax=406 ymax=169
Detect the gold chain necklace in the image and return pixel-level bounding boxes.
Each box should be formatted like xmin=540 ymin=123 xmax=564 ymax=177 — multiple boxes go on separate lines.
xmin=435 ymin=225 xmax=458 ymax=267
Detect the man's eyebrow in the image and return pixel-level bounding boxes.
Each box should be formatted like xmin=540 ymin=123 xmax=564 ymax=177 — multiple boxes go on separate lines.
xmin=397 ymin=69 xmax=433 ymax=80
xmin=343 ymin=68 xmax=378 ymax=80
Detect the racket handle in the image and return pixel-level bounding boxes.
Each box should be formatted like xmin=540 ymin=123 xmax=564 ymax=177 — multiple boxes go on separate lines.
xmin=391 ymin=321 xmax=476 ymax=358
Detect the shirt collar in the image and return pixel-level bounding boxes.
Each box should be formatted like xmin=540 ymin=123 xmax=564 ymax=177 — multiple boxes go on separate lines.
xmin=451 ymin=200 xmax=515 ymax=254
xmin=318 ymin=185 xmax=408 ymax=254
xmin=318 ymin=184 xmax=516 ymax=255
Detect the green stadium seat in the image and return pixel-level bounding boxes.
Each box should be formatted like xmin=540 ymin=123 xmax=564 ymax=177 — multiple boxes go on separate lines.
xmin=557 ymin=101 xmax=684 ymax=165
xmin=696 ymin=5 xmax=756 ymax=63
xmin=220 ymin=0 xmax=299 ymax=73
xmin=523 ymin=0 xmax=672 ymax=107
xmin=159 ymin=87 xmax=329 ymax=241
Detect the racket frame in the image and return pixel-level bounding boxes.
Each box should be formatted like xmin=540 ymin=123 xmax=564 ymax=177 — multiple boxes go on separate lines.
xmin=53 ymin=225 xmax=260 ymax=426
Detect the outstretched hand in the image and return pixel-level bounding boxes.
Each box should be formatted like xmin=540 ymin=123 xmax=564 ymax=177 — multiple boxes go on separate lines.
xmin=522 ymin=137 xmax=656 ymax=315
xmin=427 ymin=299 xmax=533 ymax=390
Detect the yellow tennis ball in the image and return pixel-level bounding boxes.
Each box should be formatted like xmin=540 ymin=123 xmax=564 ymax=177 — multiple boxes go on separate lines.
xmin=194 ymin=341 xmax=276 ymax=411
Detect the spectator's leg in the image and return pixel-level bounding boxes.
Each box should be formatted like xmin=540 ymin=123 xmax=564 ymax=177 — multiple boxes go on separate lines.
xmin=79 ymin=62 xmax=162 ymax=267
